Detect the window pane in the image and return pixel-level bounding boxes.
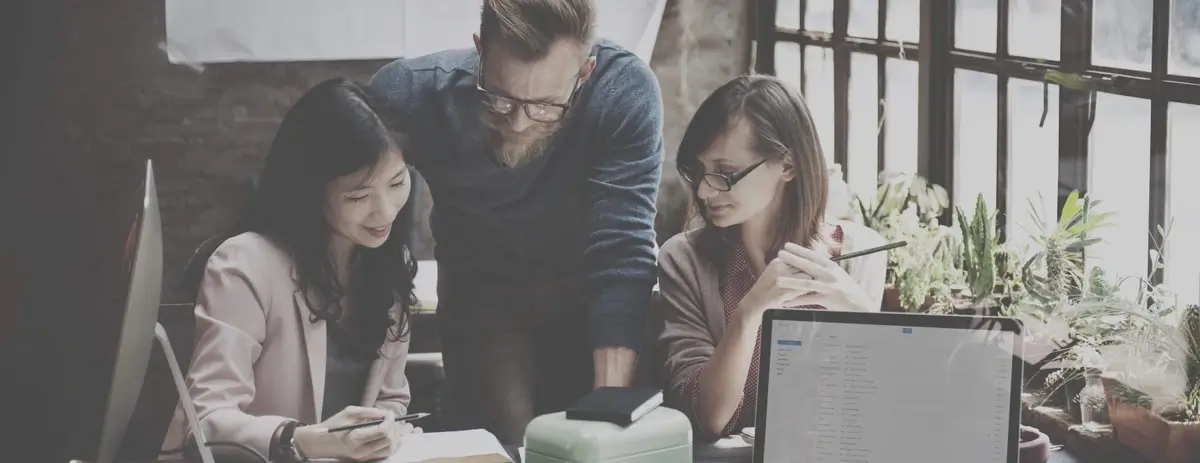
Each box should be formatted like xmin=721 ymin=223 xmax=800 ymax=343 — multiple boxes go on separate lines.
xmin=849 ymin=0 xmax=878 ymax=38
xmin=1166 ymin=103 xmax=1200 ymax=307
xmin=805 ymin=46 xmax=836 ymax=165
xmin=1092 ymin=0 xmax=1153 ymax=71
xmin=885 ymin=59 xmax=919 ymax=173
xmin=955 ymin=0 xmax=997 ymax=53
xmin=775 ymin=41 xmax=802 ymax=90
xmin=1170 ymin=0 xmax=1200 ymax=77
xmin=953 ymin=70 xmax=998 ymax=219
xmin=776 ymin=0 xmax=800 ymax=29
xmin=1009 ymin=0 xmax=1060 ymax=60
xmin=1006 ymin=79 xmax=1060 ymax=253
xmin=1087 ymin=93 xmax=1151 ymax=292
xmin=887 ymin=0 xmax=920 ymax=44
xmin=848 ymin=53 xmax=880 ymax=204
xmin=806 ymin=0 xmax=834 ymax=33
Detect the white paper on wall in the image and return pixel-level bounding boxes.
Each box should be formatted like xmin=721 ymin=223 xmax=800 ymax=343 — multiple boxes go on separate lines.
xmin=164 ymin=0 xmax=667 ymax=64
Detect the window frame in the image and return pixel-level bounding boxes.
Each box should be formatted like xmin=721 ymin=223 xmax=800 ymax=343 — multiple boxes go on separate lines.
xmin=755 ymin=0 xmax=920 ymax=174
xmin=755 ymin=0 xmax=1200 ymax=284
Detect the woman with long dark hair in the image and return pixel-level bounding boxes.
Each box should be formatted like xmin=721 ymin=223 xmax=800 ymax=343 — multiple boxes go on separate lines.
xmin=657 ymin=75 xmax=888 ymax=440
xmin=161 ymin=78 xmax=420 ymax=462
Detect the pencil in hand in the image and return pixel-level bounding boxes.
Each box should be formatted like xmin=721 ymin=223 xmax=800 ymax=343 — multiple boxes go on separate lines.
xmin=324 ymin=412 xmax=431 ymax=433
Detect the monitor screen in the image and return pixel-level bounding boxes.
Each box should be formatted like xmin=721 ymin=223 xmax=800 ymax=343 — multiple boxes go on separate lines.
xmin=95 ymin=159 xmax=163 ymax=463
xmin=759 ymin=318 xmax=1018 ymax=463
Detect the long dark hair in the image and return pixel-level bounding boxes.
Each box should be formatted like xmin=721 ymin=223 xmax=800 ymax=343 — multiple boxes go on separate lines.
xmin=184 ymin=78 xmax=417 ymax=358
xmin=675 ymin=74 xmax=829 ymax=264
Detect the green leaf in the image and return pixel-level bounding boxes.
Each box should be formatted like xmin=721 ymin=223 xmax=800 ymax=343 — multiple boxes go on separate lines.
xmin=1059 ymin=190 xmax=1082 ymax=228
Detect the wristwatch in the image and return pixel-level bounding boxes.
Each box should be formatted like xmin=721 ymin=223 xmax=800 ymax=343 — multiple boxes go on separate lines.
xmin=277 ymin=420 xmax=308 ymax=462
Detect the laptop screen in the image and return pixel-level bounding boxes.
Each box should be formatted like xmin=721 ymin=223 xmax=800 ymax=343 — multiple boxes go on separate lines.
xmin=758 ymin=317 xmax=1019 ymax=463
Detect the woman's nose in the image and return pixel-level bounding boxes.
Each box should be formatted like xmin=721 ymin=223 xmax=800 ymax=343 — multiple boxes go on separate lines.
xmin=696 ymin=179 xmax=718 ymax=200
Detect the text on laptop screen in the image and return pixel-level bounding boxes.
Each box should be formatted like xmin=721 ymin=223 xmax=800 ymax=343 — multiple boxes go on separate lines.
xmin=761 ymin=319 xmax=1016 ymax=463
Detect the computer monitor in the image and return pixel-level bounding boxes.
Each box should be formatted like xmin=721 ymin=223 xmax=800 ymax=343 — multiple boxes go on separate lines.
xmin=92 ymin=159 xmax=164 ymax=463
xmin=753 ymin=309 xmax=1024 ymax=463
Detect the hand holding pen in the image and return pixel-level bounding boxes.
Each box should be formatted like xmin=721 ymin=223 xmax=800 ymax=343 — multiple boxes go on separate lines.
xmin=292 ymin=407 xmax=426 ymax=461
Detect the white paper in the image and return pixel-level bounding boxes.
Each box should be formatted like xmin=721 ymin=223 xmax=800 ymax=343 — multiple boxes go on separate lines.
xmin=165 ymin=0 xmax=668 ymax=64
xmin=163 ymin=0 xmax=409 ymax=64
xmin=385 ymin=429 xmax=512 ymax=463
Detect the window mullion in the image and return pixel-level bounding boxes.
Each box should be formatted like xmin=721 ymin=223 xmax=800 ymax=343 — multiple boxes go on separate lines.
xmin=1149 ymin=0 xmax=1170 ymax=284
xmin=833 ymin=0 xmax=850 ymax=170
xmin=1057 ymin=0 xmax=1092 ymax=217
xmin=918 ymin=0 xmax=955 ymax=224
xmin=877 ymin=0 xmax=888 ymax=174
xmin=754 ymin=0 xmax=778 ymax=74
xmin=996 ymin=0 xmax=1011 ymax=242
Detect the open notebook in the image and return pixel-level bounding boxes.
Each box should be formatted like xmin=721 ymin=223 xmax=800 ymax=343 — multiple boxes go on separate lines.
xmin=384 ymin=429 xmax=512 ymax=463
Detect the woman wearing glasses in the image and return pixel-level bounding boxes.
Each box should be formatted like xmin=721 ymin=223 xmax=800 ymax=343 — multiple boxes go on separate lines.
xmin=657 ymin=75 xmax=887 ymax=440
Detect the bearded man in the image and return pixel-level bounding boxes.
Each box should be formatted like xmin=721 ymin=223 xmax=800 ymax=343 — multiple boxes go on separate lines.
xmin=368 ymin=0 xmax=662 ymax=445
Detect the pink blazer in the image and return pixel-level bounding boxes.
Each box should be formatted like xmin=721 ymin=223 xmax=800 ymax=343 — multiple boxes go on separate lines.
xmin=161 ymin=232 xmax=411 ymax=457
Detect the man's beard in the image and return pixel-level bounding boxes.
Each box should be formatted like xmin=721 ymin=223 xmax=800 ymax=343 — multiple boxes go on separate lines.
xmin=480 ymin=113 xmax=562 ymax=169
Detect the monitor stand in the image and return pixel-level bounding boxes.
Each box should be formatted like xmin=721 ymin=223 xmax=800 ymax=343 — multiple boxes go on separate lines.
xmin=68 ymin=324 xmax=215 ymax=463
xmin=154 ymin=323 xmax=216 ymax=463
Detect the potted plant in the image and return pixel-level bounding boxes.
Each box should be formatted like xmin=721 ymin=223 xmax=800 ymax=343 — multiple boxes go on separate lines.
xmin=1091 ymin=233 xmax=1200 ymax=463
xmin=1034 ymin=221 xmax=1200 ymax=462
xmin=1009 ymin=191 xmax=1114 ymax=411
xmin=854 ymin=171 xmax=959 ymax=312
xmin=953 ymin=193 xmax=1002 ymax=316
xmin=1018 ymin=190 xmax=1113 ymax=309
xmin=1097 ymin=301 xmax=1200 ymax=463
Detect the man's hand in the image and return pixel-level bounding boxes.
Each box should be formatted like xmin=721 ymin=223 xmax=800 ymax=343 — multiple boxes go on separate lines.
xmin=593 ymin=346 xmax=638 ymax=388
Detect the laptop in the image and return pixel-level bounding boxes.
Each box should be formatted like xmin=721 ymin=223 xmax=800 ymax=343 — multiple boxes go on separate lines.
xmin=752 ymin=309 xmax=1024 ymax=463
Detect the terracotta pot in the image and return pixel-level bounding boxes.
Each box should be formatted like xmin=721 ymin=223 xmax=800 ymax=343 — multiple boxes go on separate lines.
xmin=1102 ymin=376 xmax=1200 ymax=463
xmin=881 ymin=286 xmax=934 ymax=312
xmin=1019 ymin=425 xmax=1051 ymax=463
xmin=882 ymin=286 xmax=904 ymax=312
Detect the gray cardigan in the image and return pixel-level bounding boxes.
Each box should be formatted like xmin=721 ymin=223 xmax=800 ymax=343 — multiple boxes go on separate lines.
xmin=655 ymin=220 xmax=888 ymax=424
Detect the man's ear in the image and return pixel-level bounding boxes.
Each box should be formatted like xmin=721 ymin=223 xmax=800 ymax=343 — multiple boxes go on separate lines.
xmin=473 ymin=33 xmax=482 ymax=55
xmin=579 ymin=56 xmax=597 ymax=82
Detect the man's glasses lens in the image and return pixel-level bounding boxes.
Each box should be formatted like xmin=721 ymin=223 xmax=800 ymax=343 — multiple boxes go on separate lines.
xmin=481 ymin=93 xmax=565 ymax=123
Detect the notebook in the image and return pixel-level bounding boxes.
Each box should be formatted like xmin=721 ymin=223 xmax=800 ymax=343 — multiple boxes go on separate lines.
xmin=565 ymin=387 xmax=663 ymax=426
xmin=384 ymin=429 xmax=512 ymax=463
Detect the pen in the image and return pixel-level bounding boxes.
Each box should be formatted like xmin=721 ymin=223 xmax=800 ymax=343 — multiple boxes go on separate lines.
xmin=830 ymin=240 xmax=907 ymax=262
xmin=324 ymin=412 xmax=431 ymax=433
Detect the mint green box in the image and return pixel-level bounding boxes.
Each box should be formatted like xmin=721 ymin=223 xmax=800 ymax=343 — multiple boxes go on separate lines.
xmin=523 ymin=407 xmax=693 ymax=463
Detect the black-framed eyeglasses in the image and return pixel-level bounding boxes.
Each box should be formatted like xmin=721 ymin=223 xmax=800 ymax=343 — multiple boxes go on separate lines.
xmin=476 ymin=52 xmax=582 ymax=123
xmin=678 ymin=159 xmax=768 ymax=192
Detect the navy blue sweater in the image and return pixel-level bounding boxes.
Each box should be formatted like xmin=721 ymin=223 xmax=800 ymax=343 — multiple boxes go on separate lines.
xmin=368 ymin=40 xmax=662 ymax=350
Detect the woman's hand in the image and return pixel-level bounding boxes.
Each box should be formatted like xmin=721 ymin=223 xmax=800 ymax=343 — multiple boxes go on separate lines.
xmin=775 ymin=242 xmax=873 ymax=312
xmin=294 ymin=406 xmax=415 ymax=461
xmin=735 ymin=254 xmax=816 ymax=324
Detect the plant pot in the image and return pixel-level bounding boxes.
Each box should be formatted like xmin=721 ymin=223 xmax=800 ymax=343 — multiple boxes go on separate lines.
xmin=952 ymin=299 xmax=1002 ymax=317
xmin=1102 ymin=376 xmax=1200 ymax=463
xmin=881 ymin=286 xmax=934 ymax=312
xmin=882 ymin=286 xmax=904 ymax=312
xmin=1019 ymin=425 xmax=1051 ymax=463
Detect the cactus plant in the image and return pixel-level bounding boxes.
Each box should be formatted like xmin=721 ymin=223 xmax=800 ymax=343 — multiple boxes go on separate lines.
xmin=955 ymin=193 xmax=999 ymax=306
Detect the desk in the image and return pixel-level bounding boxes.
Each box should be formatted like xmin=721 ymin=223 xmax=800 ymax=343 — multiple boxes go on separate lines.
xmin=505 ymin=438 xmax=1085 ymax=463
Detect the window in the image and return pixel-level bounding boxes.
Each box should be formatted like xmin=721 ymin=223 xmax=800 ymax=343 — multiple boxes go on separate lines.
xmin=756 ymin=0 xmax=1200 ymax=304
xmin=762 ymin=0 xmax=922 ymax=206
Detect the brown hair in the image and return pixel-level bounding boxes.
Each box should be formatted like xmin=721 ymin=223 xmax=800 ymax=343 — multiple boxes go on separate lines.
xmin=676 ymin=74 xmax=829 ymax=265
xmin=479 ymin=0 xmax=594 ymax=60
